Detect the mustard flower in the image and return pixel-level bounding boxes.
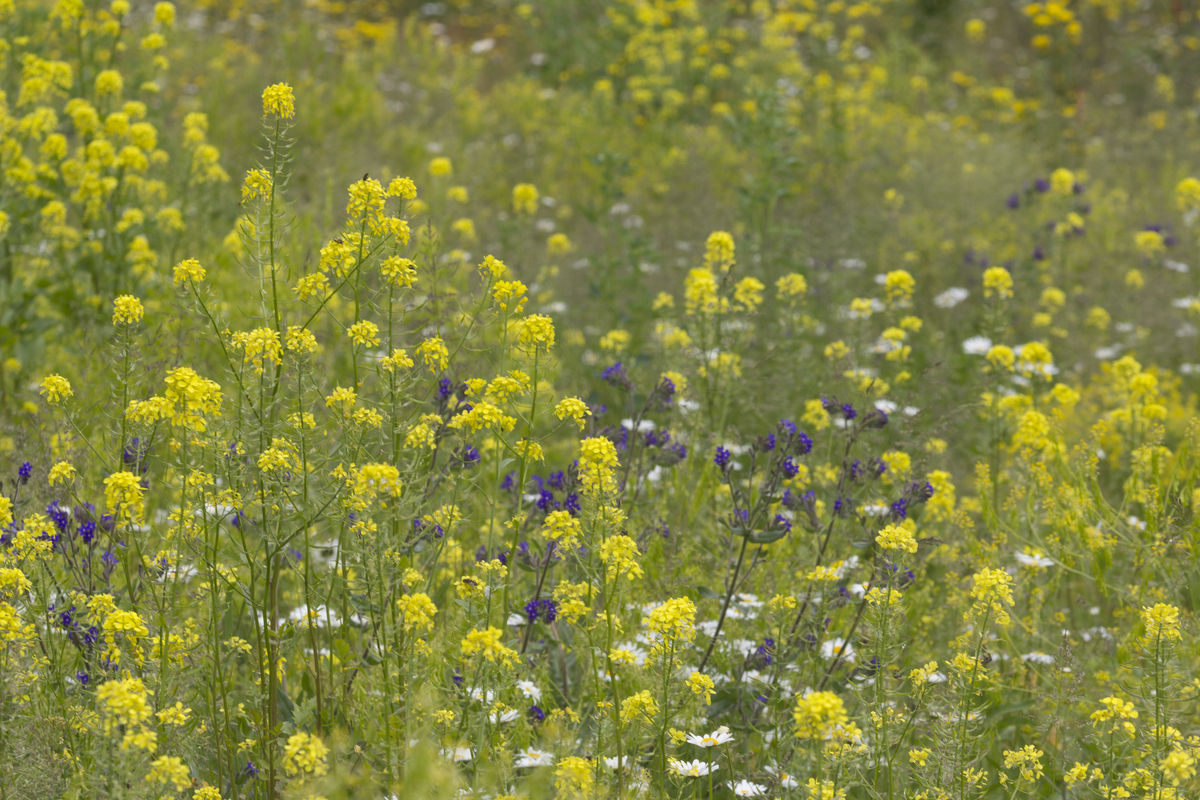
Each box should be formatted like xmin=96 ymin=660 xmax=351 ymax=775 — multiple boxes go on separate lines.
xmin=381 ymin=348 xmax=414 ymax=372
xmin=387 ymin=176 xmax=417 ymax=199
xmin=1176 ymin=177 xmax=1200 ymax=211
xmin=1142 ymin=603 xmax=1182 ymax=642
xmin=1091 ymin=696 xmax=1137 ymax=736
xmin=429 ymin=157 xmax=452 ymax=176
xmin=793 ymin=691 xmax=848 ymax=740
xmin=554 ymin=397 xmax=591 ymax=429
xmin=518 ymin=314 xmax=556 ymax=350
xmin=982 ymin=266 xmax=1013 ymax=300
xmin=687 ymin=672 xmax=715 ymax=704
xmin=231 ymin=328 xmax=282 ymax=374
xmin=282 ymin=731 xmax=329 ymax=777
xmin=48 ymin=461 xmax=75 ymax=486
xmin=704 ymin=230 xmax=735 ymax=271
xmin=555 ymin=756 xmax=595 ymax=798
xmin=985 ymin=344 xmax=1015 ymax=372
xmin=104 ymin=471 xmax=144 ymax=521
xmin=643 ymin=596 xmax=695 ymax=644
xmin=493 ymin=279 xmax=528 ymax=313
xmin=884 ymin=269 xmax=915 ymax=306
xmin=261 ymin=82 xmax=295 ymax=119
xmin=513 ymin=182 xmax=539 ymax=214
xmin=285 ymin=326 xmax=318 ymax=354
xmin=95 ymin=69 xmax=123 ymax=97
xmin=599 ymin=534 xmax=643 ymax=581
xmin=461 ymin=626 xmax=519 ymax=665
xmin=875 ymin=521 xmax=918 ymax=553
xmin=777 ymin=272 xmax=807 ymax=299
xmin=579 ymin=436 xmax=618 ymax=495
xmin=620 ymin=689 xmax=658 ymax=724
xmin=145 ymin=756 xmax=191 ymax=791
xmin=97 ymin=677 xmax=154 ymax=731
xmin=241 ymin=168 xmax=272 ymax=203
xmin=547 ymin=232 xmax=572 ymax=255
xmin=684 ymin=268 xmax=720 ymax=315
xmin=1135 ymin=230 xmax=1165 ymax=258
xmin=379 ymin=256 xmax=417 ymax=288
xmin=40 ymin=374 xmax=73 ymax=404
xmin=479 ymin=254 xmax=507 ymax=278
xmin=347 ymin=320 xmax=380 ymax=348
xmin=734 ymin=276 xmax=765 ymax=311
xmin=417 ymin=336 xmax=449 ymax=372
xmin=969 ymin=567 xmax=1015 ymax=625
xmin=163 ymin=367 xmax=222 ymax=430
xmin=1003 ymin=745 xmax=1044 ymax=783
xmin=112 ymin=295 xmax=144 ymax=326
xmin=397 ymin=593 xmax=437 ymax=632
xmin=171 ymin=257 xmax=206 ymax=286
xmin=1161 ymin=749 xmax=1196 ymax=786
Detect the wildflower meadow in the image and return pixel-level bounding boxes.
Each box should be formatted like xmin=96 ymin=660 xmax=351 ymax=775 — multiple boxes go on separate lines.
xmin=4 ymin=0 xmax=1200 ymax=798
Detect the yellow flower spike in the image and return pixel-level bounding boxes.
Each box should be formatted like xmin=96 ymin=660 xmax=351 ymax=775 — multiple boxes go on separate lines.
xmin=513 ymin=182 xmax=539 ymax=215
xmin=40 ymin=374 xmax=73 ymax=404
xmin=112 ymin=295 xmax=144 ymax=326
xmin=261 ymin=83 xmax=295 ymax=119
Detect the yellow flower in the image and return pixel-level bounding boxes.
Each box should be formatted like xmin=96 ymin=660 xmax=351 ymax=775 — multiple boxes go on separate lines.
xmin=875 ymin=521 xmax=918 ymax=553
xmin=733 ymin=277 xmax=765 ymax=311
xmin=261 ymin=83 xmax=295 ymax=119
xmin=554 ymin=397 xmax=591 ymax=430
xmin=40 ymin=374 xmax=73 ymax=404
xmin=547 ymin=232 xmax=572 ymax=255
xmin=513 ymin=182 xmax=539 ymax=214
xmin=969 ymin=567 xmax=1015 ymax=625
xmin=518 ymin=314 xmax=556 ymax=350
xmin=1142 ymin=603 xmax=1182 ymax=642
xmin=417 ymin=336 xmax=450 ymax=372
xmin=95 ymin=69 xmax=123 ymax=97
xmin=555 ymin=756 xmax=595 ymax=798
xmin=599 ymin=534 xmax=644 ymax=581
xmin=884 ymin=269 xmax=915 ymax=307
xmin=429 ymin=157 xmax=452 ymax=176
xmin=48 ymin=461 xmax=76 ymax=486
xmin=777 ymin=272 xmax=808 ymax=299
xmin=579 ymin=436 xmax=618 ymax=496
xmin=793 ymin=691 xmax=848 ymax=740
xmin=112 ymin=295 xmax=144 ymax=326
xmin=347 ymin=320 xmax=380 ymax=348
xmin=1049 ymin=167 xmax=1074 ymax=195
xmin=397 ymin=593 xmax=437 ymax=632
xmin=231 ymin=328 xmax=283 ymax=374
xmin=145 ymin=756 xmax=191 ymax=791
xmin=687 ymin=672 xmax=716 ymax=704
xmin=461 ymin=627 xmax=519 ymax=665
xmin=1135 ymin=230 xmax=1165 ymax=258
xmin=1176 ymin=176 xmax=1200 ymax=211
xmin=982 ymin=266 xmax=1013 ymax=300
xmin=703 ymin=230 xmax=735 ymax=272
xmin=281 ymin=731 xmax=328 ymax=777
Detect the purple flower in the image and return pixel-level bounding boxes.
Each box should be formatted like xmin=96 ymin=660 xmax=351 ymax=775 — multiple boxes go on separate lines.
xmin=714 ymin=446 xmax=731 ymax=468
xmin=1035 ymin=177 xmax=1050 ymax=193
xmin=778 ymin=418 xmax=797 ymax=436
xmin=1006 ymin=192 xmax=1020 ymax=209
xmin=782 ymin=457 xmax=798 ymax=478
xmin=774 ymin=514 xmax=792 ymax=534
xmin=890 ymin=498 xmax=909 ymax=520
xmin=795 ymin=432 xmax=813 ymax=455
xmin=18 ymin=462 xmax=32 ymax=484
xmin=529 ymin=705 xmax=545 ymax=722
xmin=841 ymin=403 xmax=857 ymax=420
xmin=602 ymin=361 xmax=631 ymax=389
